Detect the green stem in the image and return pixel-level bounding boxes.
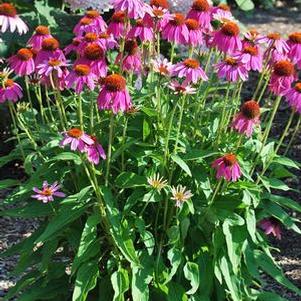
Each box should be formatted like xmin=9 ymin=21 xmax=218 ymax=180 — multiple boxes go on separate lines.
xmin=209 ymin=179 xmax=223 ymax=206
xmin=170 ymin=43 xmax=176 ymax=64
xmin=105 ymin=113 xmax=115 ymax=186
xmin=121 ymin=117 xmax=129 ymax=172
xmin=25 ymin=76 xmax=38 ymax=129
xmin=257 ymin=73 xmax=271 ymax=105
xmin=78 ymin=93 xmax=84 ymax=130
xmin=284 ymin=115 xmax=301 ymax=156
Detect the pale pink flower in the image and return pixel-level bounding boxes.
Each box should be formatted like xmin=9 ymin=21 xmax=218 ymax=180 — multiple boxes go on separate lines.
xmin=60 ymin=128 xmax=94 ymax=152
xmin=168 ymin=80 xmax=196 ymax=95
xmin=171 ymin=185 xmax=193 ymax=208
xmin=32 ymin=181 xmax=65 ymax=203
xmin=152 ymin=56 xmax=173 ymax=76
xmin=211 ymin=3 xmax=233 ymax=22
xmin=64 ymin=37 xmax=82 ymax=55
xmin=98 ymin=32 xmax=119 ymax=50
xmin=237 ymin=43 xmax=263 ymax=72
xmin=258 ymin=32 xmax=289 ymax=55
xmin=259 ymin=218 xmax=282 ymax=240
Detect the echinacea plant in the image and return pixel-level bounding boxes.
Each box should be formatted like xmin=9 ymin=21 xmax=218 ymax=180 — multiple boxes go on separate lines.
xmin=1 ymin=1 xmax=301 ymax=301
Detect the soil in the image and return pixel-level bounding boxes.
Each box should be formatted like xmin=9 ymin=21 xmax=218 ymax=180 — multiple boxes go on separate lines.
xmin=1 ymin=6 xmax=301 ymax=301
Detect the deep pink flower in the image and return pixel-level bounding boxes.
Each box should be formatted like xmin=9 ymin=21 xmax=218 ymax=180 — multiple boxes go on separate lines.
xmin=269 ymin=60 xmax=296 ymax=96
xmin=149 ymin=0 xmax=169 ymax=9
xmin=168 ymin=80 xmax=196 ymax=95
xmin=187 ymin=0 xmax=212 ymax=31
xmin=127 ymin=15 xmax=154 ymax=42
xmin=259 ymin=218 xmax=281 ymax=240
xmin=36 ymin=54 xmax=68 ymax=80
xmin=162 ymin=13 xmax=189 ymax=44
xmin=0 ymin=79 xmax=23 ymax=103
xmin=243 ymin=29 xmax=263 ymax=45
xmin=98 ymin=32 xmax=119 ymax=50
xmin=216 ymin=57 xmax=248 ymax=82
xmin=238 ymin=43 xmax=263 ymax=72
xmin=284 ymin=82 xmax=301 ymax=113
xmin=118 ymin=40 xmax=142 ymax=74
xmin=231 ymin=100 xmax=260 ymax=137
xmin=258 ymin=32 xmax=289 ymax=55
xmin=76 ymin=43 xmax=107 ymax=77
xmin=107 ymin=11 xmax=127 ymax=39
xmin=0 ymin=3 xmax=28 ymax=34
xmin=60 ymin=128 xmax=94 ymax=152
xmin=77 ymin=32 xmax=102 ymax=54
xmin=86 ymin=136 xmax=106 ymax=165
xmin=32 ymin=181 xmax=65 ymax=203
xmin=211 ymin=3 xmax=233 ymax=22
xmin=212 ymin=154 xmax=242 ymax=182
xmin=27 ymin=25 xmax=52 ymax=51
xmin=66 ymin=64 xmax=96 ymax=93
xmin=8 ymin=48 xmax=35 ymax=76
xmin=172 ymin=58 xmax=208 ymax=84
xmin=287 ymin=32 xmax=301 ymax=68
xmin=185 ymin=19 xmax=204 ymax=47
xmin=112 ymin=0 xmax=147 ymax=19
xmin=213 ymin=21 xmax=242 ymax=55
xmin=97 ymin=74 xmax=132 ymax=113
xmin=64 ymin=37 xmax=82 ymax=55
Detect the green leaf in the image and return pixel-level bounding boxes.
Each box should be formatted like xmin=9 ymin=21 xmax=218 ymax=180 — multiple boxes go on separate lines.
xmin=35 ymin=0 xmax=57 ymax=27
xmin=182 ymin=149 xmax=218 ymax=161
xmin=259 ymin=177 xmax=290 ymax=192
xmin=254 ymin=250 xmax=301 ymax=296
xmin=183 ymin=262 xmax=199 ymax=295
xmin=50 ymin=152 xmax=82 ymax=165
xmin=273 ymin=156 xmax=299 ymax=169
xmin=1 ymin=202 xmax=53 ymax=218
xmin=245 ymin=208 xmax=257 ymax=243
xmin=235 ymin=0 xmax=255 ymax=11
xmin=164 ymin=247 xmax=182 ymax=284
xmin=143 ymin=119 xmax=151 ymax=141
xmin=111 ymin=267 xmax=130 ymax=301
xmin=171 ymin=154 xmax=192 ymax=177
xmin=115 ymin=172 xmax=147 ymax=188
xmin=0 ymin=179 xmax=20 ymax=189
xmin=72 ymin=260 xmax=99 ymax=301
xmin=257 ymin=291 xmax=289 ymax=301
xmin=167 ymin=282 xmax=188 ymax=301
xmin=264 ymin=193 xmax=301 ymax=213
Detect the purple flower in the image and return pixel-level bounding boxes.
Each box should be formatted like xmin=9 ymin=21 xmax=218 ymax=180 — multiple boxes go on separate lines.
xmin=284 ymin=82 xmax=301 ymax=113
xmin=287 ymin=32 xmax=301 ymax=69
xmin=107 ymin=11 xmax=127 ymax=39
xmin=187 ymin=0 xmax=212 ymax=31
xmin=112 ymin=0 xmax=147 ymax=19
xmin=8 ymin=48 xmax=35 ymax=76
xmin=238 ymin=43 xmax=263 ymax=72
xmin=27 ymin=25 xmax=52 ymax=51
xmin=0 ymin=79 xmax=23 ymax=103
xmin=259 ymin=218 xmax=282 ymax=240
xmin=216 ymin=57 xmax=248 ymax=82
xmin=86 ymin=136 xmax=106 ymax=165
xmin=32 ymin=181 xmax=65 ymax=203
xmin=60 ymin=128 xmax=94 ymax=152
xmin=185 ymin=18 xmax=204 ymax=47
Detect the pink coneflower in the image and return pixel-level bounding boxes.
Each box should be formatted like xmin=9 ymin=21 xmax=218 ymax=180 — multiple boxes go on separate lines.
xmin=212 ymin=153 xmax=242 ymax=182
xmin=64 ymin=37 xmax=81 ymax=55
xmin=108 ymin=11 xmax=127 ymax=39
xmin=152 ymin=56 xmax=173 ymax=76
xmin=148 ymin=5 xmax=170 ymax=32
xmin=76 ymin=43 xmax=107 ymax=77
xmin=60 ymin=128 xmax=94 ymax=151
xmin=171 ymin=185 xmax=193 ymax=208
xmin=27 ymin=25 xmax=52 ymax=51
xmin=77 ymin=32 xmax=101 ymax=54
xmin=36 ymin=55 xmax=68 ymax=81
xmin=98 ymin=32 xmax=118 ymax=50
xmin=243 ymin=29 xmax=263 ymax=45
xmin=259 ymin=218 xmax=281 ymax=240
xmin=118 ymin=39 xmax=142 ymax=74
xmin=213 ymin=21 xmax=242 ymax=54
xmin=172 ymin=58 xmax=208 ymax=84
xmin=187 ymin=0 xmax=212 ymax=31
xmin=8 ymin=48 xmax=35 ymax=76
xmin=162 ymin=13 xmax=189 ymax=44
xmin=112 ymin=0 xmax=147 ymax=19
xmin=66 ymin=64 xmax=96 ymax=93
xmin=85 ymin=10 xmax=107 ymax=32
xmin=231 ymin=100 xmax=260 ymax=137
xmin=0 ymin=79 xmax=23 ymax=103
xmin=284 ymin=82 xmax=301 ymax=113
xmin=211 ymin=3 xmax=233 ymax=22
xmin=185 ymin=19 xmax=204 ymax=47
xmin=35 ymin=37 xmax=65 ymax=65
xmin=269 ymin=60 xmax=296 ymax=96
xmin=86 ymin=136 xmax=106 ymax=165
xmin=238 ymin=43 xmax=263 ymax=72
xmin=168 ymin=80 xmax=196 ymax=95
xmin=287 ymin=32 xmax=301 ymax=68
xmin=150 ymin=0 xmax=169 ymax=9
xmin=32 ymin=181 xmax=65 ymax=203
xmin=97 ymin=74 xmax=132 ymax=113
xmin=127 ymin=15 xmax=154 ymax=42
xmin=0 ymin=3 xmax=28 ymax=34
xmin=259 ymin=32 xmax=289 ymax=55
xmin=216 ymin=57 xmax=248 ymax=82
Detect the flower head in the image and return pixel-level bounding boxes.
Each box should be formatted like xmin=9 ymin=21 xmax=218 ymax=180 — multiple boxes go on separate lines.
xmin=32 ymin=181 xmax=65 ymax=203
xmin=211 ymin=3 xmax=233 ymax=22
xmin=259 ymin=32 xmax=289 ymax=55
xmin=185 ymin=18 xmax=204 ymax=47
xmin=27 ymin=25 xmax=52 ymax=51
xmin=108 ymin=11 xmax=127 ymax=38
xmin=150 ymin=0 xmax=169 ymax=9
xmin=112 ymin=0 xmax=147 ymax=19
xmin=127 ymin=15 xmax=154 ymax=42
xmin=187 ymin=0 xmax=212 ymax=31
xmin=212 ymin=154 xmax=242 ymax=182
xmin=119 ymin=39 xmax=142 ymax=74
xmin=60 ymin=128 xmax=94 ymax=152
xmin=168 ymin=80 xmax=196 ymax=95
xmin=147 ymin=173 xmax=168 ymax=191
xmin=284 ymin=82 xmax=301 ymax=113
xmin=0 ymin=2 xmax=28 ymax=34
xmin=171 ymin=185 xmax=193 ymax=207
xmin=238 ymin=43 xmax=263 ymax=72
xmin=86 ymin=136 xmax=106 ymax=165
xmin=259 ymin=218 xmax=281 ymax=240
xmin=216 ymin=57 xmax=248 ymax=82
xmin=287 ymin=32 xmax=301 ymax=68
xmin=64 ymin=37 xmax=82 ymax=55
xmin=152 ymin=56 xmax=173 ymax=76
xmin=0 ymin=79 xmax=23 ymax=103
xmin=8 ymin=48 xmax=35 ymax=76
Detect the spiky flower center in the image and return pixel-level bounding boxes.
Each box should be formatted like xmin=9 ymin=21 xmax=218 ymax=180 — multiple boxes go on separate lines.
xmin=112 ymin=11 xmax=126 ymax=23
xmin=124 ymin=40 xmax=139 ymax=55
xmin=42 ymin=38 xmax=59 ymax=51
xmin=99 ymin=32 xmax=109 ymax=39
xmin=0 ymin=3 xmax=17 ymax=17
xmin=150 ymin=0 xmax=169 ymax=9
xmin=185 ymin=19 xmax=199 ymax=30
xmin=4 ymin=79 xmax=14 ymax=87
xmin=84 ymin=32 xmax=98 ymax=42
xmin=72 ymin=38 xmax=81 ymax=46
xmin=295 ymin=82 xmax=301 ymax=93
xmin=223 ymin=154 xmax=237 ymax=166
xmin=158 ymin=65 xmax=169 ymax=75
xmin=17 ymin=48 xmax=33 ymax=61
xmin=41 ymin=188 xmax=53 ymax=196
xmin=80 ymin=17 xmax=93 ymax=26
xmin=289 ymin=32 xmax=301 ymax=44
xmin=241 ymin=100 xmax=260 ymax=119
xmin=184 ymin=58 xmax=200 ymax=69
xmin=243 ymin=45 xmax=258 ymax=56
xmin=86 ymin=10 xmax=100 ymax=19
xmin=67 ymin=128 xmax=83 ymax=138
xmin=152 ymin=8 xmax=164 ymax=18
xmin=225 ymin=57 xmax=237 ymax=66
xmin=74 ymin=64 xmax=90 ymax=76
xmin=84 ymin=44 xmax=104 ymax=60
xmin=267 ymin=32 xmax=280 ymax=40
xmin=136 ymin=19 xmax=144 ymax=27
xmin=48 ymin=58 xmax=61 ymax=67
xmin=104 ymin=74 xmax=126 ymax=92
xmin=35 ymin=25 xmax=50 ymax=35
xmin=221 ymin=21 xmax=240 ymax=36
xmin=170 ymin=13 xmax=185 ymax=26
xmin=192 ymin=0 xmax=210 ymax=12
xmin=218 ymin=3 xmax=230 ymax=11
xmin=274 ymin=60 xmax=294 ymax=77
